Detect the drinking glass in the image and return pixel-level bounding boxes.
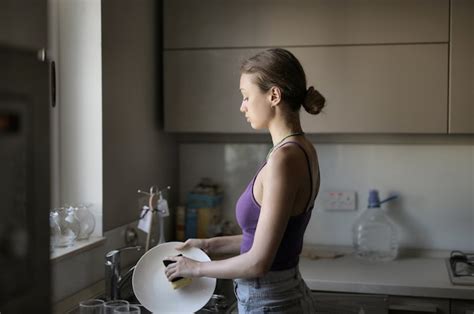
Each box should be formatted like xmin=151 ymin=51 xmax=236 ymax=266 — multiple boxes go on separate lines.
xmin=104 ymin=300 xmax=129 ymax=314
xmin=113 ymin=305 xmax=141 ymax=314
xmin=79 ymin=299 xmax=105 ymax=314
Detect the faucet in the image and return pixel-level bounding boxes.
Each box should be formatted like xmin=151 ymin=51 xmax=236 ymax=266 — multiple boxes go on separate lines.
xmin=105 ymin=246 xmax=142 ymax=300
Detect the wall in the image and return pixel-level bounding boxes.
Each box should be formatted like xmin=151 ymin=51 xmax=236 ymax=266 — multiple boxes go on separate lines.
xmin=179 ymin=141 xmax=474 ymax=251
xmin=102 ymin=0 xmax=178 ymax=232
xmin=51 ymin=222 xmax=146 ymax=305
xmin=52 ymin=0 xmax=178 ymax=305
xmin=51 ymin=0 xmax=104 ymax=236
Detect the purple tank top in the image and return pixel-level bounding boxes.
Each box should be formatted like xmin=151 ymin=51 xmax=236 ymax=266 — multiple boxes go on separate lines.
xmin=235 ymin=141 xmax=317 ymax=271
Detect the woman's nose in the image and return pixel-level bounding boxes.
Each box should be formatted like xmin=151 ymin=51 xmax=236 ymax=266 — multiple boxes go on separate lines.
xmin=240 ymin=101 xmax=246 ymax=113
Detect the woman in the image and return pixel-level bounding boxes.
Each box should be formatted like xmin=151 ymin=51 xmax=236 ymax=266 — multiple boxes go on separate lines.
xmin=164 ymin=48 xmax=325 ymax=313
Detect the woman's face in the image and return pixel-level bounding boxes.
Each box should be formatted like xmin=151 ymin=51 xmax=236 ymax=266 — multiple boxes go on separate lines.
xmin=239 ymin=73 xmax=273 ymax=129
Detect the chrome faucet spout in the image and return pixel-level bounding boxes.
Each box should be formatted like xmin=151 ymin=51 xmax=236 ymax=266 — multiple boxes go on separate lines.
xmin=105 ymin=246 xmax=142 ymax=300
xmin=117 ymin=265 xmax=136 ymax=290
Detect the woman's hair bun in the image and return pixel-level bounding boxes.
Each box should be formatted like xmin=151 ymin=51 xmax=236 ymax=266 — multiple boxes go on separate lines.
xmin=302 ymin=86 xmax=325 ymax=115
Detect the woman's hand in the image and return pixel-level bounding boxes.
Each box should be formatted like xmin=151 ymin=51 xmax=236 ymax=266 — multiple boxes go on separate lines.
xmin=164 ymin=255 xmax=201 ymax=281
xmin=175 ymin=238 xmax=209 ymax=254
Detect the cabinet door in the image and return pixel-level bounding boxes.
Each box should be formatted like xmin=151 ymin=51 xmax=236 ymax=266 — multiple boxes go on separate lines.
xmin=388 ymin=296 xmax=449 ymax=314
xmin=0 ymin=0 xmax=47 ymax=50
xmin=0 ymin=47 xmax=51 ymax=313
xmin=297 ymin=44 xmax=448 ymax=133
xmin=448 ymin=0 xmax=474 ymax=134
xmin=312 ymin=292 xmax=388 ymax=314
xmin=164 ymin=45 xmax=448 ymax=134
xmin=163 ymin=49 xmax=261 ymax=133
xmin=164 ymin=0 xmax=448 ymax=49
xmin=451 ymin=300 xmax=474 ymax=314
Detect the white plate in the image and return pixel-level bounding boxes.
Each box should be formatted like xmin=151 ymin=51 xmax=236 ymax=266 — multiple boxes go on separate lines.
xmin=132 ymin=241 xmax=216 ymax=313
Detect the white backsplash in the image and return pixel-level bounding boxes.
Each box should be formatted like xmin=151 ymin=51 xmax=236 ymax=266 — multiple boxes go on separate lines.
xmin=179 ymin=143 xmax=474 ymax=251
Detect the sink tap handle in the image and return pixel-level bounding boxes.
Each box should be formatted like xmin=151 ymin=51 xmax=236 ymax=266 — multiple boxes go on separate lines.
xmin=105 ymin=246 xmax=142 ymax=264
xmin=119 ymin=245 xmax=142 ymax=253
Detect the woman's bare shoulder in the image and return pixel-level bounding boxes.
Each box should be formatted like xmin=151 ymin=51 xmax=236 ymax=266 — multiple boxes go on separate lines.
xmin=266 ymin=143 xmax=308 ymax=176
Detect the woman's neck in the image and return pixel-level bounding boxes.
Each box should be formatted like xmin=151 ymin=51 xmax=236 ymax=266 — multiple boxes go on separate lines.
xmin=268 ymin=113 xmax=303 ymax=145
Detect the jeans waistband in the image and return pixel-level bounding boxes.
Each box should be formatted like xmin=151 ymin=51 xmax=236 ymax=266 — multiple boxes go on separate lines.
xmin=234 ymin=266 xmax=300 ymax=288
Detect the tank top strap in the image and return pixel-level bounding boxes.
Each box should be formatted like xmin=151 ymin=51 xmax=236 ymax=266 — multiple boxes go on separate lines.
xmin=251 ymin=160 xmax=267 ymax=184
xmin=274 ymin=141 xmax=315 ymax=213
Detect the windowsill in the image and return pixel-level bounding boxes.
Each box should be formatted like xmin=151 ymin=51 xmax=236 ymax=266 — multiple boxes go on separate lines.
xmin=50 ymin=236 xmax=106 ymax=263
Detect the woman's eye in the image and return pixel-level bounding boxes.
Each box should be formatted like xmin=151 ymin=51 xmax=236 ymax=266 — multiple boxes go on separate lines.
xmin=243 ymin=97 xmax=248 ymax=101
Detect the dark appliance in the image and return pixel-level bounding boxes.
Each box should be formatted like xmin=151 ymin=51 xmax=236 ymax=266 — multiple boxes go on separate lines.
xmin=0 ymin=46 xmax=51 ymax=312
xmin=446 ymin=250 xmax=474 ymax=286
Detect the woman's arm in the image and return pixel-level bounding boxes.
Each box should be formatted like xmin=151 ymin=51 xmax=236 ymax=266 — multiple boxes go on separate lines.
xmin=175 ymin=234 xmax=242 ymax=256
xmin=206 ymin=234 xmax=242 ymax=255
xmin=165 ymin=145 xmax=302 ymax=280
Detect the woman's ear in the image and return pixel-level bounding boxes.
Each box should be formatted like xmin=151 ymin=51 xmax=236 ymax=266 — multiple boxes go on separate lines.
xmin=269 ymin=86 xmax=282 ymax=108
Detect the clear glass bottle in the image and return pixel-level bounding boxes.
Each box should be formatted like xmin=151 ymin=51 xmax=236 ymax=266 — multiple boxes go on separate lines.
xmin=73 ymin=203 xmax=96 ymax=240
xmin=50 ymin=207 xmax=81 ymax=248
xmin=50 ymin=211 xmax=61 ymax=250
xmin=352 ymin=190 xmax=399 ymax=262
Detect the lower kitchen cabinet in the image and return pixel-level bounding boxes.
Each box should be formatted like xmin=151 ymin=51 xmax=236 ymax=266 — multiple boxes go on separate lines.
xmin=388 ymin=296 xmax=449 ymax=314
xmin=311 ymin=292 xmax=472 ymax=314
xmin=450 ymin=300 xmax=474 ymax=314
xmin=312 ymin=292 xmax=388 ymax=314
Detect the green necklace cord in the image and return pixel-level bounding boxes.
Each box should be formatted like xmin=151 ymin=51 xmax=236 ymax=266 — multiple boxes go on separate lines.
xmin=266 ymin=131 xmax=305 ymax=161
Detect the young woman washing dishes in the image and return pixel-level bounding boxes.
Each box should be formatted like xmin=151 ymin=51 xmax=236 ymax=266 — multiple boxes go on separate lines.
xmin=164 ymin=48 xmax=325 ymax=313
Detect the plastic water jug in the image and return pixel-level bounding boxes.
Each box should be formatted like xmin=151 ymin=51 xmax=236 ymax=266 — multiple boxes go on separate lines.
xmin=352 ymin=190 xmax=399 ymax=262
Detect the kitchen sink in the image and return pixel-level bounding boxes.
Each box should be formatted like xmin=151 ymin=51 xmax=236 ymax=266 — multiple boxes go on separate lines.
xmin=196 ymin=278 xmax=238 ymax=313
xmin=113 ymin=278 xmax=237 ymax=313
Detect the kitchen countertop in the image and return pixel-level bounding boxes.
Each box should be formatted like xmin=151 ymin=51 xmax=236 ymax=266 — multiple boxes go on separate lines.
xmin=299 ymin=254 xmax=474 ymax=300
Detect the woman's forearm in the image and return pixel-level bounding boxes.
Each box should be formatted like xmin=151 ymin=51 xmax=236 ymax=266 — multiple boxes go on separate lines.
xmin=197 ymin=250 xmax=265 ymax=279
xmin=206 ymin=234 xmax=242 ymax=255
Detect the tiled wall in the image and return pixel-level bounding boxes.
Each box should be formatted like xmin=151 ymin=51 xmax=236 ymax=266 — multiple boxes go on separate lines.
xmin=179 ymin=143 xmax=474 ymax=251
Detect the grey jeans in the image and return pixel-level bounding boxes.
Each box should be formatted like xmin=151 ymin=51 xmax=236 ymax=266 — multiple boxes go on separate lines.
xmin=233 ymin=266 xmax=317 ymax=313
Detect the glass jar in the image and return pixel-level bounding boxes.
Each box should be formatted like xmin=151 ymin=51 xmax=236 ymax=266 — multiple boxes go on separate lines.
xmin=73 ymin=203 xmax=96 ymax=240
xmin=50 ymin=207 xmax=81 ymax=248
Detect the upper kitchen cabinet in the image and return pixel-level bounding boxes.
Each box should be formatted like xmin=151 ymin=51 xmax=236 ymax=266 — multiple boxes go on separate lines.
xmin=164 ymin=45 xmax=448 ymax=133
xmin=449 ymin=0 xmax=474 ymax=134
xmin=299 ymin=44 xmax=448 ymax=133
xmin=0 ymin=0 xmax=47 ymax=50
xmin=163 ymin=0 xmax=450 ymax=134
xmin=164 ymin=49 xmax=259 ymax=133
xmin=163 ymin=0 xmax=448 ymax=49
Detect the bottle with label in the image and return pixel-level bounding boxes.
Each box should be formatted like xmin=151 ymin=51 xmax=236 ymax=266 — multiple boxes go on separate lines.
xmin=352 ymin=190 xmax=399 ymax=262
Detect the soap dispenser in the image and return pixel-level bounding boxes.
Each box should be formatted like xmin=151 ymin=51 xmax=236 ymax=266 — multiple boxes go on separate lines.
xmin=352 ymin=190 xmax=399 ymax=262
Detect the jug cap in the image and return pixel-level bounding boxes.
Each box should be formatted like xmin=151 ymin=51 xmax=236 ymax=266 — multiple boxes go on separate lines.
xmin=368 ymin=190 xmax=381 ymax=208
xmin=368 ymin=190 xmax=399 ymax=208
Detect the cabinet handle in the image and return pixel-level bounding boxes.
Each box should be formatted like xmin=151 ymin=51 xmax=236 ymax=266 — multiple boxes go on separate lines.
xmin=50 ymin=61 xmax=56 ymax=108
xmin=388 ymin=304 xmax=437 ymax=313
xmin=37 ymin=48 xmax=46 ymax=62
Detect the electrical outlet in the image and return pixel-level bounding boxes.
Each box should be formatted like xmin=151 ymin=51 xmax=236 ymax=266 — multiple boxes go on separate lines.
xmin=322 ymin=191 xmax=357 ymax=211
